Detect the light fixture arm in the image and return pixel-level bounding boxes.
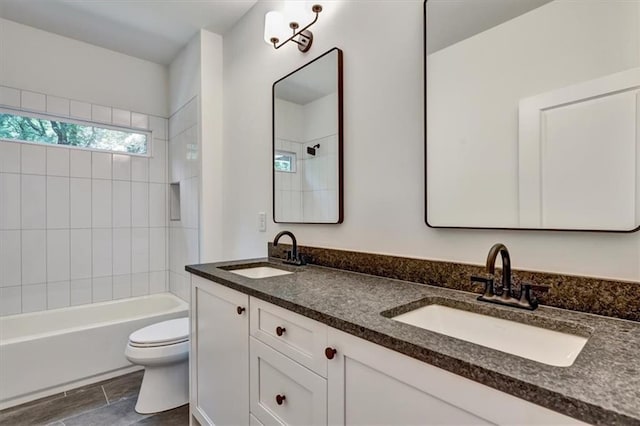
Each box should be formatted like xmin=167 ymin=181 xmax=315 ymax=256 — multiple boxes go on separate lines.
xmin=270 ymin=5 xmax=322 ymax=52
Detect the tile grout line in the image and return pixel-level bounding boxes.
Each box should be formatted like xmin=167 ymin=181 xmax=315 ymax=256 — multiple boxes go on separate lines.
xmin=101 ymin=385 xmax=110 ymax=405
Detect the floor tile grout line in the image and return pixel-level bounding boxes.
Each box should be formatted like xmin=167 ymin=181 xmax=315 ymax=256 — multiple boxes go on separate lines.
xmin=102 ymin=385 xmax=110 ymax=405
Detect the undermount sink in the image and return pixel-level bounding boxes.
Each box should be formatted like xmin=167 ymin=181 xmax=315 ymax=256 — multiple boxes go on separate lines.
xmin=391 ymin=304 xmax=588 ymax=367
xmin=227 ymin=266 xmax=293 ymax=279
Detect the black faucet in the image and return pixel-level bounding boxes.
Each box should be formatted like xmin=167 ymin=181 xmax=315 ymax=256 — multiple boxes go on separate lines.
xmin=471 ymin=243 xmax=538 ymax=310
xmin=273 ymin=231 xmax=306 ymax=266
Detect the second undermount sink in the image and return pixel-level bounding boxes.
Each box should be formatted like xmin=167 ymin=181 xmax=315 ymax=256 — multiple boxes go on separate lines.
xmin=227 ymin=266 xmax=293 ymax=279
xmin=391 ymin=304 xmax=588 ymax=367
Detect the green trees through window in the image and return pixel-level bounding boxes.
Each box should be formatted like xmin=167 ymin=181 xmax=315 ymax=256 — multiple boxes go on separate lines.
xmin=0 ymin=112 xmax=148 ymax=154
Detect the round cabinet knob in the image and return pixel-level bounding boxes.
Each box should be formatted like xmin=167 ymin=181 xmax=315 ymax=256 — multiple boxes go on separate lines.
xmin=276 ymin=394 xmax=286 ymax=405
xmin=276 ymin=326 xmax=286 ymax=336
xmin=236 ymin=306 xmax=246 ymax=315
xmin=325 ymin=347 xmax=337 ymax=360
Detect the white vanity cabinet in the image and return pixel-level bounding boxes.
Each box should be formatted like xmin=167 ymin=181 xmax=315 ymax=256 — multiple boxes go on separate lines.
xmin=326 ymin=328 xmax=588 ymax=426
xmin=190 ymin=275 xmax=587 ymax=426
xmin=190 ymin=275 xmax=249 ymax=426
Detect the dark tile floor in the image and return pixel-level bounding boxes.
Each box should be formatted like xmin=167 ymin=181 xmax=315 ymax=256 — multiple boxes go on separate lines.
xmin=0 ymin=371 xmax=189 ymax=426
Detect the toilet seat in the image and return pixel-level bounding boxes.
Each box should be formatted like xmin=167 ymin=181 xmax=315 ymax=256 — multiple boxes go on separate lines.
xmin=129 ymin=317 xmax=189 ymax=348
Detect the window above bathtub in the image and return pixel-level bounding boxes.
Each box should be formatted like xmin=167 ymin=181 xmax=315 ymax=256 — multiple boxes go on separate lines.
xmin=0 ymin=108 xmax=150 ymax=156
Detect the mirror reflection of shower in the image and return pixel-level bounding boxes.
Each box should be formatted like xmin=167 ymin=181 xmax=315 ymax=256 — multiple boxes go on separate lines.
xmin=306 ymin=143 xmax=320 ymax=156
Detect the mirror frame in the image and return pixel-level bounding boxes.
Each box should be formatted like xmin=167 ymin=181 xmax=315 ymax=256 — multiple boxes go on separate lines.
xmin=272 ymin=47 xmax=344 ymax=224
xmin=423 ymin=0 xmax=639 ymax=233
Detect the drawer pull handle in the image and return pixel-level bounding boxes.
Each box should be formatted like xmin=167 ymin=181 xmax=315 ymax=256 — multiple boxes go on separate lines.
xmin=276 ymin=394 xmax=286 ymax=405
xmin=325 ymin=347 xmax=337 ymax=360
xmin=276 ymin=326 xmax=286 ymax=336
xmin=236 ymin=306 xmax=246 ymax=315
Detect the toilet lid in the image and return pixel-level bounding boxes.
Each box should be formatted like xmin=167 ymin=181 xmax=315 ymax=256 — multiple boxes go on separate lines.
xmin=129 ymin=317 xmax=189 ymax=347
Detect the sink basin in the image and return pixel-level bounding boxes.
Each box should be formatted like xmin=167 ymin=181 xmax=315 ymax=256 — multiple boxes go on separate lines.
xmin=227 ymin=266 xmax=293 ymax=279
xmin=391 ymin=304 xmax=588 ymax=367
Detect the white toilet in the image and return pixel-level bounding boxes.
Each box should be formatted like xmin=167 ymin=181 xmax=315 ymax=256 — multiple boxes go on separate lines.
xmin=125 ymin=317 xmax=190 ymax=414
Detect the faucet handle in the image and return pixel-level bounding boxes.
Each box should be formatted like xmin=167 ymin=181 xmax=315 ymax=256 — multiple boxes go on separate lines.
xmin=471 ymin=275 xmax=495 ymax=298
xmin=286 ymin=250 xmax=292 ymax=261
xmin=518 ymin=283 xmax=539 ymax=310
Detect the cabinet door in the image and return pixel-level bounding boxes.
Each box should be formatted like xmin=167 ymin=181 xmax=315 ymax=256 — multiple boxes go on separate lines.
xmin=327 ymin=328 xmax=586 ymax=426
xmin=191 ymin=275 xmax=249 ymax=426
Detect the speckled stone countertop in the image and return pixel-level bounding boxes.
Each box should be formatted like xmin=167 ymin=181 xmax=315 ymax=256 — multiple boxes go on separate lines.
xmin=186 ymin=259 xmax=640 ymax=426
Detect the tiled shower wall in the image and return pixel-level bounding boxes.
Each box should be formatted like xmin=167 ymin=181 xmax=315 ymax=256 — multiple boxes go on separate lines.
xmin=0 ymin=85 xmax=169 ymax=315
xmin=168 ymin=97 xmax=200 ymax=302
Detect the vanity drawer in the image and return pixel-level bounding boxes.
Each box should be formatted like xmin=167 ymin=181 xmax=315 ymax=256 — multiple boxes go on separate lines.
xmin=250 ymin=338 xmax=327 ymax=426
xmin=250 ymin=297 xmax=328 ymax=377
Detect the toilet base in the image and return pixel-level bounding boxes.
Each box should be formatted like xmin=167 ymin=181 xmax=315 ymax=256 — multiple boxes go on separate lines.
xmin=135 ymin=359 xmax=189 ymax=414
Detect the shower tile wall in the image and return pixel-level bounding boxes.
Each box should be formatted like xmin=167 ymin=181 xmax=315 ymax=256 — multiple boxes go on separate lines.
xmin=0 ymin=86 xmax=169 ymax=316
xmin=168 ymin=97 xmax=199 ymax=302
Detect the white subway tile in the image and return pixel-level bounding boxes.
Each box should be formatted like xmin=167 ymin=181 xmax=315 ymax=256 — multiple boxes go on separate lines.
xmin=46 ymin=147 xmax=70 ymax=177
xmin=149 ymin=138 xmax=166 ymax=183
xmin=132 ymin=113 xmax=149 ymax=130
xmin=112 ymin=274 xmax=131 ymax=299
xmin=46 ymin=176 xmax=70 ymax=229
xmin=131 ymin=157 xmax=149 ymax=182
xmin=70 ymin=279 xmax=92 ymax=306
xmin=92 ymin=152 xmax=112 ymax=179
xmin=0 ymin=142 xmax=21 ymax=173
xmin=149 ymin=116 xmax=165 ymax=139
xmin=112 ymin=154 xmax=131 ymax=181
xmin=112 ymin=181 xmax=131 ymax=228
xmin=149 ymin=227 xmax=166 ymax=272
xmin=21 ymin=230 xmax=46 ymax=285
xmin=0 ymin=230 xmax=21 ymax=286
xmin=47 ymin=281 xmax=70 ymax=309
xmin=0 ymin=286 xmax=21 ymax=315
xmin=92 ymin=228 xmax=112 ymax=277
xmin=21 ymin=174 xmax=46 ymax=229
xmin=47 ymin=229 xmax=70 ymax=282
xmin=185 ymin=228 xmax=199 ymax=265
xmin=92 ymin=179 xmax=112 ymax=228
xmin=91 ymin=104 xmax=112 ymax=124
xmin=113 ymin=227 xmax=131 ymax=276
xmin=0 ymin=86 xmax=20 ymax=108
xmin=46 ymin=96 xmax=70 ymax=117
xmin=70 ymin=150 xmax=91 ymax=178
xmin=132 ymin=272 xmax=149 ymax=297
xmin=70 ymin=101 xmax=92 ymax=120
xmin=21 ymin=144 xmax=46 ymax=175
xmin=21 ymin=91 xmax=46 ymax=112
xmin=22 ymin=283 xmax=47 ymax=313
xmin=149 ymin=271 xmax=166 ymax=294
xmin=92 ymin=276 xmax=112 ymax=302
xmin=132 ymin=227 xmax=149 ymax=274
xmin=149 ymin=183 xmax=166 ymax=227
xmin=112 ymin=109 xmax=131 ymax=127
xmin=0 ymin=173 xmax=21 ymax=230
xmin=131 ymin=182 xmax=149 ymax=227
xmin=70 ymin=229 xmax=91 ymax=280
xmin=70 ymin=178 xmax=91 ymax=228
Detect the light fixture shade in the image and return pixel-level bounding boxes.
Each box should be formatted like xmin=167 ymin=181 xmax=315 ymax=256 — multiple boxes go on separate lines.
xmin=264 ymin=11 xmax=286 ymax=44
xmin=284 ymin=1 xmax=313 ymax=26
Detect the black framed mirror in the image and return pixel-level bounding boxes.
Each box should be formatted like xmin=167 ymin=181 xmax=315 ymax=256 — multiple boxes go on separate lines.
xmin=273 ymin=47 xmax=344 ymax=224
xmin=425 ymin=0 xmax=640 ymax=232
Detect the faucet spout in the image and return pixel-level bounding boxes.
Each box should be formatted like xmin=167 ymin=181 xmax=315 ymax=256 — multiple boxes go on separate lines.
xmin=485 ymin=243 xmax=512 ymax=298
xmin=273 ymin=231 xmax=305 ymax=266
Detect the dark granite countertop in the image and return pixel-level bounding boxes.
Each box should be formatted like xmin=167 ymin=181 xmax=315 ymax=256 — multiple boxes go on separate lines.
xmin=186 ymin=259 xmax=640 ymax=426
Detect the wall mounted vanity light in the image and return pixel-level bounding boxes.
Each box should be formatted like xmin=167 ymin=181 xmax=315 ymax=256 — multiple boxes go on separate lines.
xmin=264 ymin=2 xmax=323 ymax=52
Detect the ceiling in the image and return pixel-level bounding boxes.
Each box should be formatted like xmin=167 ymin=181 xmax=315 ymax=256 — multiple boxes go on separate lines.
xmin=0 ymin=0 xmax=257 ymax=65
xmin=427 ymin=0 xmax=553 ymax=54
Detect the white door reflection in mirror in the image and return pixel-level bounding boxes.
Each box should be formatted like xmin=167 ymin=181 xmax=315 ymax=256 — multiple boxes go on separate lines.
xmin=273 ymin=48 xmax=343 ymax=223
xmin=426 ymin=0 xmax=640 ymax=231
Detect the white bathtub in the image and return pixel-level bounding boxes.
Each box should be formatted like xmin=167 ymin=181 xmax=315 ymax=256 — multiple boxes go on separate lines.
xmin=0 ymin=293 xmax=188 ymax=409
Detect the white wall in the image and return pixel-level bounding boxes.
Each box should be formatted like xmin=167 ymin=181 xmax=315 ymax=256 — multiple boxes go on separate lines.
xmin=0 ymin=18 xmax=168 ymax=117
xmin=221 ymin=0 xmax=640 ymax=282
